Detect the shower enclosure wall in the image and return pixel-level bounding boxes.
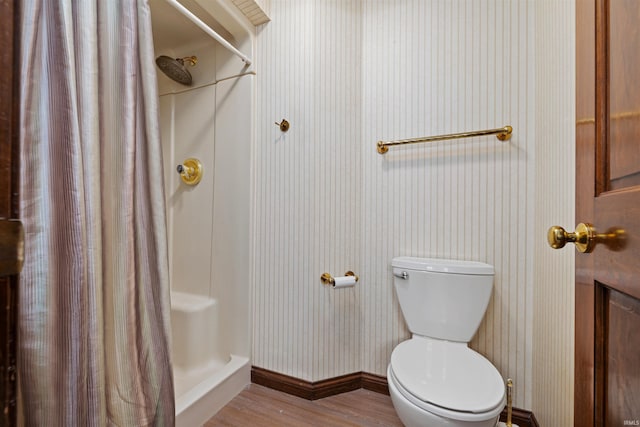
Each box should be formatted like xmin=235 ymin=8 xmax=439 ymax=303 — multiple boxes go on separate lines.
xmin=149 ymin=1 xmax=254 ymax=425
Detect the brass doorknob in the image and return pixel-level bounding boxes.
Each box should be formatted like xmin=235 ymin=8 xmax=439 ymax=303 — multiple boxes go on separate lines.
xmin=547 ymin=223 xmax=596 ymax=253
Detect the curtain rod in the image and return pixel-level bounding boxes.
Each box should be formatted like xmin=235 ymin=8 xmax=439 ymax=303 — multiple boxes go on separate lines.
xmin=164 ymin=0 xmax=252 ymax=66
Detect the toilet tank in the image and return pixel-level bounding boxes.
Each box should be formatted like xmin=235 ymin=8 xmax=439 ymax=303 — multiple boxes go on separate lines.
xmin=392 ymin=257 xmax=495 ymax=343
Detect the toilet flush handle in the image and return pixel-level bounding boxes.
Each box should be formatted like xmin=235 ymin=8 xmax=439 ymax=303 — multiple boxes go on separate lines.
xmin=393 ymin=271 xmax=408 ymax=280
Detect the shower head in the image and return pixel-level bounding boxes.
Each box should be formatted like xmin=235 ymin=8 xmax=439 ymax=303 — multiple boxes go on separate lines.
xmin=155 ymin=55 xmax=197 ymax=86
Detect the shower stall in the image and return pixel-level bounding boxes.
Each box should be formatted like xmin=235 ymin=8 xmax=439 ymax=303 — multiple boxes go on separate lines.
xmin=149 ymin=1 xmax=255 ymax=425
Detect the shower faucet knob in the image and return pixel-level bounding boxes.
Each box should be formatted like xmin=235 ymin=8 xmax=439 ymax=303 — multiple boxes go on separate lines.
xmin=176 ymin=158 xmax=203 ymax=186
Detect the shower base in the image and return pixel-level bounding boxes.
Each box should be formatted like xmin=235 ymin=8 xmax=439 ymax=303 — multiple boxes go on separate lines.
xmin=175 ymin=354 xmax=249 ymax=426
xmin=171 ymin=291 xmax=250 ymax=426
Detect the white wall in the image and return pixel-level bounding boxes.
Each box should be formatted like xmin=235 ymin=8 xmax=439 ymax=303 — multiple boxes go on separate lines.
xmin=250 ymin=0 xmax=575 ymax=420
xmin=252 ymin=0 xmax=548 ymax=410
xmin=532 ymin=1 xmax=576 ymax=426
xmin=253 ymin=0 xmax=363 ymax=379
xmin=360 ymin=6 xmax=535 ymax=409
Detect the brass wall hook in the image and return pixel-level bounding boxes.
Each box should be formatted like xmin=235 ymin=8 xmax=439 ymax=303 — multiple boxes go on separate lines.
xmin=275 ymin=119 xmax=290 ymax=132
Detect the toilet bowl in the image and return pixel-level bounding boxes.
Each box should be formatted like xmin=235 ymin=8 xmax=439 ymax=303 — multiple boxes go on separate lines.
xmin=388 ymin=337 xmax=505 ymax=427
xmin=388 ymin=257 xmax=505 ymax=427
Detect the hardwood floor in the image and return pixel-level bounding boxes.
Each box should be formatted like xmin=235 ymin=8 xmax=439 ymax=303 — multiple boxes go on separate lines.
xmin=205 ymin=384 xmax=403 ymax=426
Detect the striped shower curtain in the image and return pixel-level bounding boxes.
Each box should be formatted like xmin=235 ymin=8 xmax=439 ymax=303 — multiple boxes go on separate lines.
xmin=18 ymin=1 xmax=174 ymax=425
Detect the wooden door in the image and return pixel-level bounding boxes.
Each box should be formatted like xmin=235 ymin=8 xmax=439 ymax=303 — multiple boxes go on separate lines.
xmin=0 ymin=0 xmax=20 ymax=425
xmin=575 ymin=0 xmax=640 ymax=425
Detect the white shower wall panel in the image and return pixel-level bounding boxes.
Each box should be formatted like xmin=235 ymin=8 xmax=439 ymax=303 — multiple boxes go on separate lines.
xmin=211 ymin=74 xmax=254 ymax=358
xmin=151 ymin=2 xmax=255 ymax=423
xmin=158 ymin=39 xmax=253 ymax=362
xmin=161 ymin=86 xmax=217 ymax=296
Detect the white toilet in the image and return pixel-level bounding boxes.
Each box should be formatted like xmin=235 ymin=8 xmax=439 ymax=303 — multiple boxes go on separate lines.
xmin=387 ymin=257 xmax=506 ymax=427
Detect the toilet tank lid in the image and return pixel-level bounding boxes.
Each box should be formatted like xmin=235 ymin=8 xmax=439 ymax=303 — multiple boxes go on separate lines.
xmin=391 ymin=257 xmax=494 ymax=275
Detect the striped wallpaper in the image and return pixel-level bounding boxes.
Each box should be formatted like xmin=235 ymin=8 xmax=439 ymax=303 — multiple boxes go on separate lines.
xmin=253 ymin=0 xmax=363 ymax=380
xmin=358 ymin=0 xmax=534 ymax=409
xmin=532 ymin=1 xmax=575 ymax=426
xmin=252 ymin=0 xmax=574 ymax=416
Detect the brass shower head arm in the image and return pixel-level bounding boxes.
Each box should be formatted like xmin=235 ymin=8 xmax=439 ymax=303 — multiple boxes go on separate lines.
xmin=178 ymin=56 xmax=198 ymax=67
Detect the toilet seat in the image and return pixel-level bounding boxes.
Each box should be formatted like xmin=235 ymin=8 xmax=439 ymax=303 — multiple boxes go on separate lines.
xmin=389 ymin=337 xmax=505 ymax=420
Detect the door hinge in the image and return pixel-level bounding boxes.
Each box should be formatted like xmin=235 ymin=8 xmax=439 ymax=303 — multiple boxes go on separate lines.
xmin=0 ymin=219 xmax=24 ymax=277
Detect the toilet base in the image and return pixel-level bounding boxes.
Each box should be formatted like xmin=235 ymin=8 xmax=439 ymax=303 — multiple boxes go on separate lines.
xmin=388 ymin=365 xmax=501 ymax=427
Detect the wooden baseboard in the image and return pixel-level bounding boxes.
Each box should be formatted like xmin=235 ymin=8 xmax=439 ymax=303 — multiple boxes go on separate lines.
xmin=251 ymin=367 xmax=361 ymax=400
xmin=500 ymin=407 xmax=540 ymax=427
xmin=360 ymin=372 xmax=390 ymax=395
xmin=251 ymin=366 xmax=538 ymax=427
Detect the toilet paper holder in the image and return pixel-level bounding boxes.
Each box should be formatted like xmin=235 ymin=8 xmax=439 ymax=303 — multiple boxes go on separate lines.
xmin=320 ymin=271 xmax=359 ymax=286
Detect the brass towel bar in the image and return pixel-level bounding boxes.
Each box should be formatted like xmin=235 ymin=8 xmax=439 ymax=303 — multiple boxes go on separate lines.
xmin=376 ymin=125 xmax=512 ymax=154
